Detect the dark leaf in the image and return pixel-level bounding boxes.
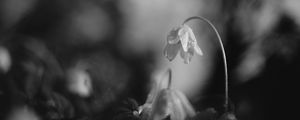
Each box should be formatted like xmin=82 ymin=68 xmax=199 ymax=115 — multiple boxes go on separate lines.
xmin=113 ymin=98 xmax=141 ymax=120
xmin=32 ymin=92 xmax=74 ymax=120
xmin=122 ymin=98 xmax=139 ymax=111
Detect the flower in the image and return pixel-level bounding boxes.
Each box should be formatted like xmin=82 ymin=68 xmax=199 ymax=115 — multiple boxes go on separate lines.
xmin=140 ymin=88 xmax=196 ymax=120
xmin=164 ymin=24 xmax=203 ymax=64
xmin=138 ymin=69 xmax=196 ymax=120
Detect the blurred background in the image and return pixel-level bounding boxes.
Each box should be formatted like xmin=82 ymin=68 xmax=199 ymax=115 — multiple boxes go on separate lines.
xmin=0 ymin=0 xmax=298 ymax=120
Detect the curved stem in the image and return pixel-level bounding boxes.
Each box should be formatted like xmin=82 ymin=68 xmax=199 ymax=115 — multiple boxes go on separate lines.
xmin=167 ymin=68 xmax=172 ymax=89
xmin=183 ymin=16 xmax=229 ymax=111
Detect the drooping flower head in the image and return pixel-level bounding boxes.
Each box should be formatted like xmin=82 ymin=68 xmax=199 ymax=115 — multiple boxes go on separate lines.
xmin=164 ymin=24 xmax=203 ymax=64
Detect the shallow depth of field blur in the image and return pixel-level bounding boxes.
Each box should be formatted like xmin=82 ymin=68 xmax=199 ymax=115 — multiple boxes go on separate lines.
xmin=0 ymin=0 xmax=298 ymax=120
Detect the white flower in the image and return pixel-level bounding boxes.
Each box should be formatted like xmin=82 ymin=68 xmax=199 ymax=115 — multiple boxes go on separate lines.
xmin=140 ymin=87 xmax=196 ymax=120
xmin=150 ymin=89 xmax=196 ymax=120
xmin=164 ymin=24 xmax=203 ymax=64
xmin=139 ymin=70 xmax=196 ymax=120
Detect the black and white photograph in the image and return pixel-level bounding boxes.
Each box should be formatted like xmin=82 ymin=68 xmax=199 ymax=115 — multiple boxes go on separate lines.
xmin=0 ymin=0 xmax=298 ymax=120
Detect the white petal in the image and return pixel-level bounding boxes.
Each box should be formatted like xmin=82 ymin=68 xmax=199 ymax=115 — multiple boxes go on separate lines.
xmin=151 ymin=90 xmax=172 ymax=119
xmin=170 ymin=97 xmax=186 ymax=120
xmin=178 ymin=26 xmax=189 ymax=52
xmin=180 ymin=48 xmax=194 ymax=64
xmin=174 ymin=90 xmax=196 ymax=117
xmin=194 ymin=45 xmax=203 ymax=56
xmin=186 ymin=25 xmax=203 ymax=56
xmin=186 ymin=25 xmax=197 ymax=42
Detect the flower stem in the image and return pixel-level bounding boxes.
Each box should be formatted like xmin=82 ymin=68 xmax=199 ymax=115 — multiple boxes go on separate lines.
xmin=158 ymin=68 xmax=172 ymax=90
xmin=183 ymin=16 xmax=229 ymax=111
xmin=167 ymin=68 xmax=172 ymax=89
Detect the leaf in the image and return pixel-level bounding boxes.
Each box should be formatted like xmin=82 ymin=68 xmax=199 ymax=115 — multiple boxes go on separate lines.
xmin=31 ymin=91 xmax=74 ymax=120
xmin=122 ymin=98 xmax=139 ymax=111
xmin=114 ymin=98 xmax=141 ymax=120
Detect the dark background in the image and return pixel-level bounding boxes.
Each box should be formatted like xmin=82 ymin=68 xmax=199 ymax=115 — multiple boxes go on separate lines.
xmin=0 ymin=0 xmax=298 ymax=120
